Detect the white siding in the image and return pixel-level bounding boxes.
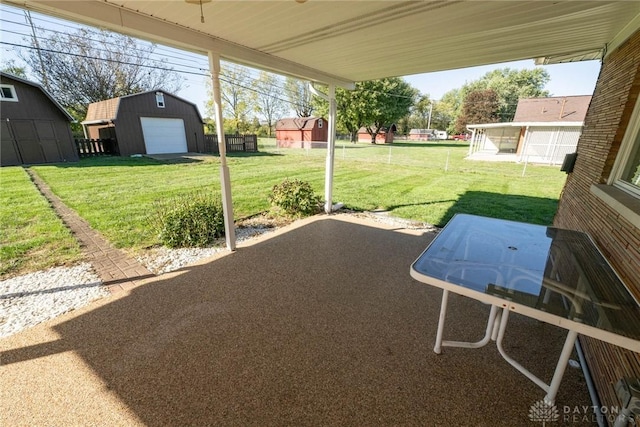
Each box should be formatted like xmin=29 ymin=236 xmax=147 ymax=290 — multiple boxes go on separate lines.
xmin=521 ymin=126 xmax=581 ymax=165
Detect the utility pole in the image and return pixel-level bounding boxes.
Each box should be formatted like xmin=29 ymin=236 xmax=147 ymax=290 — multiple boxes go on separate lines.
xmin=25 ymin=10 xmax=50 ymax=91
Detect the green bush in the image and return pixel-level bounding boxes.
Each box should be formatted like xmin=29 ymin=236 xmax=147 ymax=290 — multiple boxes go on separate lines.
xmin=152 ymin=192 xmax=225 ymax=248
xmin=268 ymin=178 xmax=321 ymax=218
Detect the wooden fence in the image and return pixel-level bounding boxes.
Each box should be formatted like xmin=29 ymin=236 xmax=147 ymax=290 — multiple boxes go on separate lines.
xmin=75 ymin=138 xmax=119 ymax=158
xmin=204 ymin=134 xmax=258 ymax=154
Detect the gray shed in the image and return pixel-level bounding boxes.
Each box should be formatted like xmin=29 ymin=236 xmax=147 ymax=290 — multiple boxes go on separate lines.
xmin=82 ymin=91 xmax=205 ymax=156
xmin=1 ymin=72 xmax=78 ymax=166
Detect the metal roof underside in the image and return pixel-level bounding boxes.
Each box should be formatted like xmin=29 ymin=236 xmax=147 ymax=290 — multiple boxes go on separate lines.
xmin=4 ymin=1 xmax=640 ymax=88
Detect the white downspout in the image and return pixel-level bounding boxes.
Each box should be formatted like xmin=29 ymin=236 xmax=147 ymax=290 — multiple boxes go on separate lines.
xmin=519 ymin=126 xmax=531 ymax=163
xmin=208 ymin=52 xmax=236 ymax=250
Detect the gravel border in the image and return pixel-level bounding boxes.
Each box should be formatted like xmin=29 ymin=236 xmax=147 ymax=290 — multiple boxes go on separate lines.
xmin=0 ymin=263 xmax=106 ymax=338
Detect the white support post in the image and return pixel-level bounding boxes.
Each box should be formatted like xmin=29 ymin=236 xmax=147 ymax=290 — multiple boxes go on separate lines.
xmin=208 ymin=52 xmax=236 ymax=251
xmin=324 ymin=84 xmax=337 ymax=214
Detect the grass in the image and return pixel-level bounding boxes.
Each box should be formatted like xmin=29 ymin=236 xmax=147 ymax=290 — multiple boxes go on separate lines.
xmin=1 ymin=138 xmax=568 ymax=278
xmin=0 ymin=167 xmax=82 ymax=279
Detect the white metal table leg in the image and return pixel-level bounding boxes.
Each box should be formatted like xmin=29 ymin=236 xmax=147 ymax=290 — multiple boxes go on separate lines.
xmin=544 ymin=329 xmax=578 ymax=404
xmin=496 ymin=308 xmax=550 ymax=392
xmin=434 ymin=290 xmax=449 ymax=354
xmin=495 ymin=308 xmax=579 ymax=404
xmin=434 ymin=288 xmax=500 ymax=354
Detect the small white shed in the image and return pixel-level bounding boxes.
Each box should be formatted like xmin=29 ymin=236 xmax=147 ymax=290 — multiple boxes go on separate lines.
xmin=466 ymin=95 xmax=591 ymax=164
xmin=466 ymin=121 xmax=583 ymax=165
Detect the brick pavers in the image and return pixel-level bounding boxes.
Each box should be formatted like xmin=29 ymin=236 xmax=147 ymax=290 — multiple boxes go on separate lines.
xmin=26 ymin=168 xmax=154 ymax=293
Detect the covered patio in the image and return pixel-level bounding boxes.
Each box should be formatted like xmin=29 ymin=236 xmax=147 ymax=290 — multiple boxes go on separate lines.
xmin=2 ymin=1 xmax=640 ymax=425
xmin=0 ymin=214 xmax=592 ymax=425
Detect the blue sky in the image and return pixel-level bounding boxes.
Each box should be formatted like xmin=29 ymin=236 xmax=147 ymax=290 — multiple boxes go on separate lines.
xmin=1 ymin=3 xmax=601 ymax=116
xmin=404 ymin=59 xmax=601 ymax=100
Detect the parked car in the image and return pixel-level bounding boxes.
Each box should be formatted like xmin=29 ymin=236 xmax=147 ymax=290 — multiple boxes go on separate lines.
xmin=452 ymin=133 xmax=470 ymax=140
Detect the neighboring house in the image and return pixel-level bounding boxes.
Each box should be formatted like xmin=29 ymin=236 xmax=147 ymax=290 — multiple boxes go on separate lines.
xmin=0 ymin=72 xmax=78 ymax=166
xmin=275 ymin=117 xmax=327 ymax=148
xmin=466 ymin=95 xmax=592 ymax=164
xmin=82 ymin=91 xmax=205 ymax=156
xmin=553 ymin=29 xmax=640 ymax=413
xmin=357 ymin=124 xmax=396 ymax=143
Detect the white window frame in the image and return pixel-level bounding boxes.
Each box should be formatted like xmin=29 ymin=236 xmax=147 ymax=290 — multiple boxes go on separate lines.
xmin=608 ymin=96 xmax=640 ymax=198
xmin=591 ymin=95 xmax=640 ymax=229
xmin=317 ymin=118 xmax=323 ymax=128
xmin=155 ymin=92 xmax=165 ymax=108
xmin=0 ymin=84 xmax=18 ymax=102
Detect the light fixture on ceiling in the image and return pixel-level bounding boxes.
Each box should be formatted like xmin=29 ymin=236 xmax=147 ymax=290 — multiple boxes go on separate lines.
xmin=185 ymin=0 xmax=211 ymax=23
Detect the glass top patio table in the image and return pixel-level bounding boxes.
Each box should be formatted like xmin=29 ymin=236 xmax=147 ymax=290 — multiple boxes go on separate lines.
xmin=410 ymin=213 xmax=640 ymax=352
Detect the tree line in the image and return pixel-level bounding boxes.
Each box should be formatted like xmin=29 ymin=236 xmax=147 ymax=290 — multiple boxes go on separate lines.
xmin=3 ymin=25 xmax=550 ymax=139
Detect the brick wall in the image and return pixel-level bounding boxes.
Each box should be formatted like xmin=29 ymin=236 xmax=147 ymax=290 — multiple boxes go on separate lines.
xmin=553 ymin=28 xmax=640 ymax=415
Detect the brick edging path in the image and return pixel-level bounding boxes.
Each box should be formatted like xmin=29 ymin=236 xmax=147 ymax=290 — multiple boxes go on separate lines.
xmin=26 ymin=167 xmax=154 ymax=293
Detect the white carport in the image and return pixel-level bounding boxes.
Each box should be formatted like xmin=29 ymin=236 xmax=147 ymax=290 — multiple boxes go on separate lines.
xmin=5 ymin=0 xmax=640 ymax=250
xmin=467 ymin=121 xmax=584 ymax=165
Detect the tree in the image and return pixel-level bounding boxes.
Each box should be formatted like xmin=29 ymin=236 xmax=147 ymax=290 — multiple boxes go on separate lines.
xmin=454 ymin=89 xmax=500 ymax=133
xmin=356 ymin=78 xmax=417 ymax=144
xmin=442 ymin=67 xmax=551 ymax=132
xmin=466 ymin=67 xmax=550 ymax=121
xmin=252 ymin=71 xmax=288 ymax=137
xmin=313 ymin=78 xmax=417 ymax=143
xmin=285 ymin=77 xmax=314 ymax=117
xmin=206 ymin=63 xmax=254 ymax=135
xmin=438 ymin=88 xmax=464 ymax=135
xmin=21 ymin=27 xmax=183 ymax=122
xmin=0 ymin=60 xmax=27 ymax=78
xmin=409 ymin=95 xmax=434 ymax=130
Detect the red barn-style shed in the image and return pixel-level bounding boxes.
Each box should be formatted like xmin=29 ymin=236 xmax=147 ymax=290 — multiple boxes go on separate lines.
xmin=276 ymin=117 xmax=327 ymax=148
xmin=357 ymin=125 xmax=396 ymax=144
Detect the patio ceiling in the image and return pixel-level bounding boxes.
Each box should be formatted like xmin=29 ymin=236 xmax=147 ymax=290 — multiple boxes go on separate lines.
xmin=3 ymin=1 xmax=640 ymax=88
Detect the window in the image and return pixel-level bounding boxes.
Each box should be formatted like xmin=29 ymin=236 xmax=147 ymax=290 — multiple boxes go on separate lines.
xmin=317 ymin=118 xmax=323 ymax=128
xmin=591 ymin=95 xmax=640 ymax=229
xmin=155 ymin=92 xmax=165 ymax=108
xmin=618 ymin=133 xmax=640 ymax=191
xmin=611 ymin=96 xmax=640 ymax=198
xmin=0 ymin=84 xmax=18 ymax=102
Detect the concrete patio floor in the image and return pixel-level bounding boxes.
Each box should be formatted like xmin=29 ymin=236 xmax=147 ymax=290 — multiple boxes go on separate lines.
xmin=0 ymin=214 xmax=593 ymax=426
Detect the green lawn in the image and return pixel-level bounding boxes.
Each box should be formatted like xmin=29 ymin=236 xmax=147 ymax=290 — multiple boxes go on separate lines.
xmin=1 ymin=138 xmax=568 ymax=278
xmin=0 ymin=167 xmax=82 ymax=278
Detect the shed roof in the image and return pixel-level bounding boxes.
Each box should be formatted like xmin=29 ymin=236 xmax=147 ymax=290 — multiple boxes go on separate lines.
xmin=276 ymin=117 xmax=323 ymax=131
xmin=0 ymin=71 xmax=75 ymax=122
xmin=512 ymin=95 xmax=592 ymax=122
xmin=82 ymin=90 xmax=203 ymax=123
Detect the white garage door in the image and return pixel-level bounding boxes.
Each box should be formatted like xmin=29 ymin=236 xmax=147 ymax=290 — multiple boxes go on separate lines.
xmin=140 ymin=117 xmax=188 ymax=154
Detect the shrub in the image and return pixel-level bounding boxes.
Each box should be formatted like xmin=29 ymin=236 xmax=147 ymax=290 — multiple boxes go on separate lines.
xmin=268 ymin=178 xmax=321 ymax=218
xmin=151 ymin=192 xmax=225 ymax=248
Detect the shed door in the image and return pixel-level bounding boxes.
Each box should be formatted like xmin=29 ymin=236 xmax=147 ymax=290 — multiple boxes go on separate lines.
xmin=9 ymin=120 xmax=45 ymax=164
xmin=0 ymin=120 xmax=21 ymax=166
xmin=140 ymin=117 xmax=188 ymax=154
